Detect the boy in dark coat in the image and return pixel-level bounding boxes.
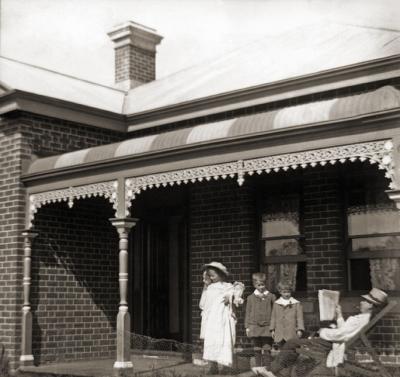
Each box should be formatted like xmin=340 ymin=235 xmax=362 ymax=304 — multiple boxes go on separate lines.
xmin=245 ymin=272 xmax=276 ymax=367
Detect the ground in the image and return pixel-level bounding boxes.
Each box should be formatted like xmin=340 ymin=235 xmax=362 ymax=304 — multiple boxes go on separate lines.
xmin=9 ymin=354 xmax=400 ymax=377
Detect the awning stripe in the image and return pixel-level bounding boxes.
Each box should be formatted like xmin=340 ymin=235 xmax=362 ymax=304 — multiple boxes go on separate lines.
xmin=26 ymin=85 xmax=400 ymax=175
xmin=229 ymin=111 xmax=277 ymax=137
xmin=115 ymin=135 xmax=158 ymax=157
xmin=86 ymin=142 xmax=120 ymax=162
xmin=187 ymin=119 xmax=235 ymax=144
xmin=55 ymin=149 xmax=91 ymax=169
xmin=330 ymin=85 xmax=400 ymax=118
xmin=150 ymin=127 xmax=193 ymax=151
xmin=273 ymin=99 xmax=337 ymax=129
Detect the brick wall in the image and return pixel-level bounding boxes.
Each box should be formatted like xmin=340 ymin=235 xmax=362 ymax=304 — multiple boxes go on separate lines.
xmin=303 ymin=166 xmax=346 ymax=292
xmin=20 ymin=113 xmax=125 ymax=157
xmin=0 ymin=117 xmax=27 ymax=371
xmin=0 ymin=112 xmax=125 ymax=369
xmin=31 ymin=198 xmax=119 ymax=364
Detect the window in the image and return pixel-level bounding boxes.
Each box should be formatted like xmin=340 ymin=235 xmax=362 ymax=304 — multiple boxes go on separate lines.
xmin=346 ymin=189 xmax=400 ymax=291
xmin=260 ymin=193 xmax=307 ymax=292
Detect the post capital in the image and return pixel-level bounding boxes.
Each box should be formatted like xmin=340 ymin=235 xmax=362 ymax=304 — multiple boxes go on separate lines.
xmin=109 ymin=217 xmax=139 ymax=231
xmin=386 ymin=189 xmax=400 ymax=210
xmin=21 ymin=229 xmax=39 ymax=240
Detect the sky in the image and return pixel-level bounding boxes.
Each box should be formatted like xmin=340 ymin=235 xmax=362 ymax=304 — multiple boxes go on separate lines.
xmin=1 ymin=0 xmax=399 ymax=87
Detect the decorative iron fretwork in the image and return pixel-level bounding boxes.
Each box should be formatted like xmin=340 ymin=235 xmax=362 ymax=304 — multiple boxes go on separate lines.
xmin=243 ymin=140 xmax=395 ymax=186
xmin=27 ymin=140 xmax=394 ymax=220
xmin=28 ymin=181 xmax=118 ymax=227
xmin=125 ymin=140 xmax=395 ymax=214
xmin=125 ymin=161 xmax=242 ymax=215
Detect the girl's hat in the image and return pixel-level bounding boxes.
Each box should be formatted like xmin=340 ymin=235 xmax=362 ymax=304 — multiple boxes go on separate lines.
xmin=361 ymin=288 xmax=388 ymax=306
xmin=203 ymin=261 xmax=229 ymax=276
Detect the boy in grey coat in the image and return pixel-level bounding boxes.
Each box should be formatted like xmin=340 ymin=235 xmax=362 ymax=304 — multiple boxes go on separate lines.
xmin=270 ymin=281 xmax=304 ymax=344
xmin=245 ymin=272 xmax=276 ymax=367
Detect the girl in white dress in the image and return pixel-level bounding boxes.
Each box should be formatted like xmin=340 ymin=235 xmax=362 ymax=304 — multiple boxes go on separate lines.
xmin=199 ymin=270 xmax=211 ymax=340
xmin=200 ymin=261 xmax=244 ymax=375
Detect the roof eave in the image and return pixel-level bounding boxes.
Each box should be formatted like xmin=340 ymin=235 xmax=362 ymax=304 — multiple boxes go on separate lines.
xmin=126 ymin=54 xmax=400 ymax=131
xmin=2 ymin=55 xmax=399 ymax=134
xmin=21 ymin=108 xmax=400 ymax=185
xmin=0 ymin=90 xmax=127 ymax=132
xmin=0 ymin=80 xmax=13 ymax=92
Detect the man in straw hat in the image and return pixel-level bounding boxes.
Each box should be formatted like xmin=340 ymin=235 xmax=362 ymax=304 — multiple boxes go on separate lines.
xmin=252 ymin=288 xmax=388 ymax=377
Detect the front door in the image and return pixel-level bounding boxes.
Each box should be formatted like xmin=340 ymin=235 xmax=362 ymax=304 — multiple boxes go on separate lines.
xmin=130 ymin=212 xmax=189 ymax=342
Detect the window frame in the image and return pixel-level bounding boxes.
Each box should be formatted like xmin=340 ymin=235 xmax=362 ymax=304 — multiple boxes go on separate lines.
xmin=257 ymin=182 xmax=307 ymax=293
xmin=345 ymin=186 xmax=400 ymax=292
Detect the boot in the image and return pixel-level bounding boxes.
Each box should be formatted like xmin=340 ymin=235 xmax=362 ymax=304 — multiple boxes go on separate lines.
xmin=262 ymin=350 xmax=272 ymax=370
xmin=219 ymin=366 xmax=233 ymax=375
xmin=206 ymin=361 xmax=219 ymax=375
xmin=255 ymin=348 xmax=263 ymax=367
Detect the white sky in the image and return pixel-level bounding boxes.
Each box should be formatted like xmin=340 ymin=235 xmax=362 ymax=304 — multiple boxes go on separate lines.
xmin=1 ymin=0 xmax=399 ymax=86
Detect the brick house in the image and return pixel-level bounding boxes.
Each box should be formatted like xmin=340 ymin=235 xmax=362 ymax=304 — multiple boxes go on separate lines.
xmin=1 ymin=20 xmax=400 ymax=373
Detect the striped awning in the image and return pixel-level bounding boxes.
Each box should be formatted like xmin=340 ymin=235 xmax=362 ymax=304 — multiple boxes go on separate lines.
xmin=27 ymin=85 xmax=400 ymax=175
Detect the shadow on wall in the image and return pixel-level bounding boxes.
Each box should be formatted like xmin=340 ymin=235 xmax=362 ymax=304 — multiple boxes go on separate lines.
xmin=30 ymin=197 xmax=119 ymax=364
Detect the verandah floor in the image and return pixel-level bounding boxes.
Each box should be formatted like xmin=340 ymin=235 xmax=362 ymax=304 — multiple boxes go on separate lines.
xmin=16 ymin=352 xmax=400 ymax=377
xmin=17 ymin=353 xmax=254 ymax=377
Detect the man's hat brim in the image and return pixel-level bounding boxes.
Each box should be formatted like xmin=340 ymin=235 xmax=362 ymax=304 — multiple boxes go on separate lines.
xmin=361 ymin=294 xmax=381 ymax=306
xmin=361 ymin=288 xmax=388 ymax=306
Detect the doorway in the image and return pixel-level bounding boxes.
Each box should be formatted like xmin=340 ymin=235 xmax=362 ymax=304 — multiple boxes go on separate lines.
xmin=129 ymin=189 xmax=190 ymax=343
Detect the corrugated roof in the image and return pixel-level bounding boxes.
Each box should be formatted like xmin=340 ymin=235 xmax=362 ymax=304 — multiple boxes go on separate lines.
xmin=123 ymin=23 xmax=400 ymax=114
xmin=26 ymin=85 xmax=400 ymax=175
xmin=0 ymin=56 xmax=126 ymax=113
xmin=1 ymin=23 xmax=400 ymax=118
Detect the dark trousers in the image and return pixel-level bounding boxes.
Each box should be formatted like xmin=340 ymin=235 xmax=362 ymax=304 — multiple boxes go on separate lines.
xmin=251 ymin=337 xmax=273 ymax=367
xmin=270 ymin=338 xmax=332 ymax=377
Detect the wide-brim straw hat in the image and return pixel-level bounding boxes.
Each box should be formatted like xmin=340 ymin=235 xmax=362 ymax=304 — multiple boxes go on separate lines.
xmin=203 ymin=261 xmax=229 ymax=276
xmin=361 ymin=288 xmax=388 ymax=306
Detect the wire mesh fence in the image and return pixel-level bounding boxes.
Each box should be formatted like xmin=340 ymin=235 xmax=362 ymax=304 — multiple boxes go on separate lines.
xmin=129 ymin=332 xmax=257 ymax=375
xmin=131 ymin=333 xmax=198 ymax=355
xmin=127 ymin=331 xmax=400 ymax=376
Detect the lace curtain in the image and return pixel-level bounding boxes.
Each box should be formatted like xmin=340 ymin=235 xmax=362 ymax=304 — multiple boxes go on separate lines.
xmin=263 ymin=205 xmax=301 ymax=292
xmin=348 ymin=206 xmax=400 ymax=290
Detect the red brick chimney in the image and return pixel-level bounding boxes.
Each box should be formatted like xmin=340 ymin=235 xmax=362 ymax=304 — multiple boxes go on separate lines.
xmin=108 ymin=21 xmax=163 ymax=90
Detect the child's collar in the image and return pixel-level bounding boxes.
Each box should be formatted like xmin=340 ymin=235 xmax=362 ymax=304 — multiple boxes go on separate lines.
xmin=275 ymin=297 xmax=299 ymax=306
xmin=254 ymin=289 xmax=269 ymax=297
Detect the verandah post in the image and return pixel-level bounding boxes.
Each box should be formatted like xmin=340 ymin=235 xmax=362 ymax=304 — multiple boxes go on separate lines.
xmin=110 ymin=217 xmax=138 ymax=376
xmin=20 ymin=229 xmax=38 ymax=366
